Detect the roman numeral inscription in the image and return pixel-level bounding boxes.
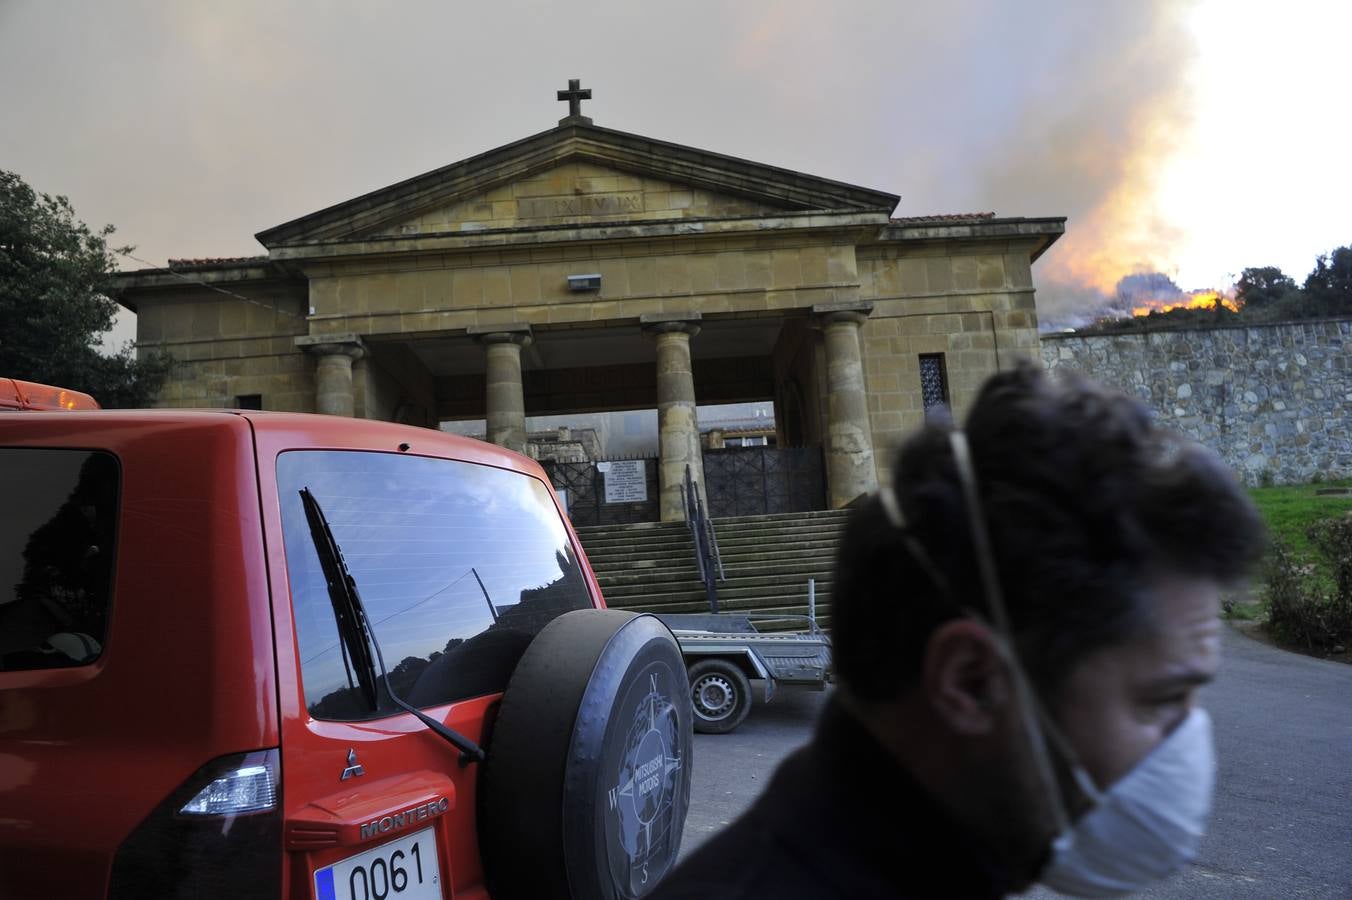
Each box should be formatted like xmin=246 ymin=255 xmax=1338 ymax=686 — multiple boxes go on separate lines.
xmin=517 ymin=193 xmax=643 ymax=219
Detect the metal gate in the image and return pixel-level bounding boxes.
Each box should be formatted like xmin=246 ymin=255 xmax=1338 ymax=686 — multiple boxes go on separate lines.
xmin=541 ymin=456 xmax=660 ymax=527
xmin=701 ymin=446 xmax=826 ymax=518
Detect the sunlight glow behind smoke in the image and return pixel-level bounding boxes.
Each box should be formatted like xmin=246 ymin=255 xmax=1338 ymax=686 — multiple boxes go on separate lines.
xmin=1038 ymin=0 xmax=1352 ymax=330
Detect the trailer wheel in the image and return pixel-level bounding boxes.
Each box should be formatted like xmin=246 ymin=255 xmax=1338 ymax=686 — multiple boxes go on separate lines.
xmin=687 ymin=659 xmax=752 ymax=734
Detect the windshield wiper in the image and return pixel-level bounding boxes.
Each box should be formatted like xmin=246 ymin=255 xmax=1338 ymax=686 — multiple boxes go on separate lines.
xmin=299 ymin=488 xmax=485 ymax=766
xmin=300 ymin=489 xmax=379 ymax=711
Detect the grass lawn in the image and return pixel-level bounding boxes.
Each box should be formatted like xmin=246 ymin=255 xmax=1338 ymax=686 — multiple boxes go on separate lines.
xmin=1235 ymin=480 xmax=1352 ymax=633
xmin=1238 ymin=475 xmax=1352 ymax=659
xmin=1247 ymin=479 xmax=1352 ymax=561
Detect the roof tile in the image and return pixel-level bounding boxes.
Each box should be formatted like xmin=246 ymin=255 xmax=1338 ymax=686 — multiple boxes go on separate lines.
xmin=889 ymin=212 xmax=996 ymax=225
xmin=166 ymin=256 xmax=268 ymax=269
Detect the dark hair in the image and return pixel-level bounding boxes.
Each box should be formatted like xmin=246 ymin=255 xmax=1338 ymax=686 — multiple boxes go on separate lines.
xmin=832 ymin=360 xmax=1266 ymax=701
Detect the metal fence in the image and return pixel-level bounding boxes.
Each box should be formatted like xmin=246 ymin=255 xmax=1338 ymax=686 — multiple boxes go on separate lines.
xmin=541 ymin=456 xmax=660 ymax=527
xmin=701 ymin=446 xmax=826 ymax=518
xmin=546 ymin=446 xmax=827 ymax=525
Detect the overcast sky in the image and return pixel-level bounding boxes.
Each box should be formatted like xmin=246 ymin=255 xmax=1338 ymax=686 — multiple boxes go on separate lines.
xmin=2 ymin=0 xmax=1348 ymax=339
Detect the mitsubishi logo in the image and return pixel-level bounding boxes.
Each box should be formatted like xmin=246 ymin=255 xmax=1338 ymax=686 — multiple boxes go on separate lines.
xmin=341 ymin=748 xmax=366 ymax=781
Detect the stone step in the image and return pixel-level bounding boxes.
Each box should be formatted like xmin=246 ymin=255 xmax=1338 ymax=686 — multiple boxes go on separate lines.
xmin=710 ymin=535 xmax=843 ymax=555
xmin=574 ymin=519 xmax=688 ymax=535
xmin=576 ymin=520 xmax=686 ymax=533
xmin=578 ymin=523 xmax=845 ymax=557
xmin=614 ymin=590 xmax=832 ymax=612
xmin=708 ymin=527 xmax=843 ymax=545
xmin=586 ymin=537 xmax=835 ymax=560
xmin=588 ymin=559 xmax=700 ymax=578
xmin=579 ymin=537 xmax=696 ymax=556
xmin=575 ymin=508 xmax=849 ymax=535
xmin=603 ymin=588 xmax=835 ymax=611
xmin=586 ymin=547 xmax=837 ymax=580
xmin=583 ymin=530 xmax=841 ymax=555
xmin=573 ymin=527 xmax=689 ymax=545
xmin=719 ymin=545 xmax=832 ymax=567
xmin=576 ymin=510 xmax=848 ymax=542
xmin=584 ymin=542 xmax=839 ymax=567
xmin=581 ymin=508 xmax=846 ymax=636
xmin=601 ymin=581 xmax=834 ymax=608
xmin=710 ymin=509 xmax=851 ymax=527
xmin=599 ymin=557 xmax=835 ymax=582
xmin=595 ymin=557 xmax=836 ymax=588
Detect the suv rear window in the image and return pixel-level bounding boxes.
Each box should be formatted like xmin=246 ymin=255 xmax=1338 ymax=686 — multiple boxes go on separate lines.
xmin=278 ymin=450 xmax=593 ymax=721
xmin=0 ymin=449 xmax=119 ymax=671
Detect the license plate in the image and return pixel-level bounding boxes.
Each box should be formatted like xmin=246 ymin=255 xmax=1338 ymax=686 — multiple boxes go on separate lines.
xmin=314 ymin=827 xmax=441 ymax=900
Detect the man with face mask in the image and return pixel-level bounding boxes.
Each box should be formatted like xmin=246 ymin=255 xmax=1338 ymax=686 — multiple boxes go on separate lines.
xmin=649 ymin=361 xmax=1266 ymax=899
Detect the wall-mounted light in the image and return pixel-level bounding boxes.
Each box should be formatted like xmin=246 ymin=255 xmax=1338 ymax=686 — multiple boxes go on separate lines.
xmin=567 ymin=273 xmax=602 ymax=292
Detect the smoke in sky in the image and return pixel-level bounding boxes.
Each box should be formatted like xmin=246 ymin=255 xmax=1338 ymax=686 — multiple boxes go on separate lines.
xmin=0 ymin=0 xmax=1200 ymax=334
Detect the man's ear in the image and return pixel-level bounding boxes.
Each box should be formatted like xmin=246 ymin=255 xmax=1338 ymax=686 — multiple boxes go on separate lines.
xmin=922 ymin=619 xmax=1011 ymax=735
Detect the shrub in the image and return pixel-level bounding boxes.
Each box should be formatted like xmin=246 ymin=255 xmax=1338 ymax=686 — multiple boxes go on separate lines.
xmin=1265 ymin=514 xmax=1352 ymax=652
xmin=1310 ymin=515 xmax=1352 ymax=606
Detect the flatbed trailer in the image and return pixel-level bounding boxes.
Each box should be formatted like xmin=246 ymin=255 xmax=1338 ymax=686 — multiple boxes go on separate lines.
xmin=657 ymin=611 xmax=832 ymax=734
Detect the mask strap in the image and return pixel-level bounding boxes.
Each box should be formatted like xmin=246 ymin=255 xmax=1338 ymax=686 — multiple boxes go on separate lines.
xmin=878 ymin=483 xmax=952 ymax=596
xmin=948 ymin=430 xmax=1084 ymax=833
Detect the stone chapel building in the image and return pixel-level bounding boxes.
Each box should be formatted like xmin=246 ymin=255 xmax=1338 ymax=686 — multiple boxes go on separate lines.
xmin=117 ymin=84 xmax=1063 ymax=521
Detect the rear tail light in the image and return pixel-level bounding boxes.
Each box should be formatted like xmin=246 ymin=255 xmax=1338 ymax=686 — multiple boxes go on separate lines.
xmin=109 ymin=749 xmax=282 ymax=900
xmin=180 ymin=757 xmax=278 ymax=816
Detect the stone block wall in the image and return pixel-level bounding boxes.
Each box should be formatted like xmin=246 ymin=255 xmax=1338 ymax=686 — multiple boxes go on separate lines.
xmin=858 ymin=242 xmax=1044 ymax=483
xmin=305 ymin=234 xmax=862 ymax=340
xmin=1041 ymin=319 xmax=1352 ymax=484
xmin=136 ymin=281 xmax=314 ymax=411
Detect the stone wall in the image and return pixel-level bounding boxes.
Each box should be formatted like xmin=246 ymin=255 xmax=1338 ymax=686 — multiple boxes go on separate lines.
xmin=304 ymin=233 xmax=861 ymax=340
xmin=135 ymin=275 xmax=314 ymax=411
xmin=1041 ymin=319 xmax=1352 ymax=484
xmin=858 ymin=241 xmax=1043 ymax=484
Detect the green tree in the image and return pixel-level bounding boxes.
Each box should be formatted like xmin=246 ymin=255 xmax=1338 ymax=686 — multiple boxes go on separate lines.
xmin=0 ymin=169 xmax=170 ymax=407
xmin=1302 ymin=245 xmax=1352 ymax=317
xmin=1235 ymin=266 xmax=1298 ymax=311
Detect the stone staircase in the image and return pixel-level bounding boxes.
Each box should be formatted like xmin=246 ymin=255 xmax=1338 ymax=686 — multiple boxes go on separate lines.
xmin=574 ymin=509 xmax=850 ymax=629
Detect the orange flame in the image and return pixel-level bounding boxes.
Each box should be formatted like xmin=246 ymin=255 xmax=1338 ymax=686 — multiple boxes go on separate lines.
xmin=1132 ymin=290 xmax=1240 ymax=317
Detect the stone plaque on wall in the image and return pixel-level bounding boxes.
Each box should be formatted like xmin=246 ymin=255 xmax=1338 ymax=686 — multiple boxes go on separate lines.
xmin=517 ymin=193 xmax=643 ymax=219
xmin=600 ymin=460 xmax=648 ymax=503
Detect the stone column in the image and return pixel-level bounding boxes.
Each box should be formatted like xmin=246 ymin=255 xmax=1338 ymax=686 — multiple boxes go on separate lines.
xmin=296 ymin=334 xmax=365 ymax=417
xmin=470 ymin=324 xmax=533 ymax=454
xmin=642 ymin=314 xmax=706 ymax=523
xmin=814 ymin=303 xmax=878 ymax=507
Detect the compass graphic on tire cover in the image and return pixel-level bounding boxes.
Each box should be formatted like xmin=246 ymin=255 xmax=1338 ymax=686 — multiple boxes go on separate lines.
xmin=605 ymin=663 xmax=687 ymax=896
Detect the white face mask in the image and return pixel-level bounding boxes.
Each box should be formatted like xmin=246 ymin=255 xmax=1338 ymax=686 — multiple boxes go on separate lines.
xmin=940 ymin=431 xmax=1217 ymax=898
xmin=1040 ymin=706 xmax=1216 ymax=897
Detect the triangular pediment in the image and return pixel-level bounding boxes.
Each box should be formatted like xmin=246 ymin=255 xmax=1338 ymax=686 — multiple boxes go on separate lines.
xmin=367 ymin=161 xmax=789 ymax=238
xmin=256 ymin=123 xmax=898 ymax=247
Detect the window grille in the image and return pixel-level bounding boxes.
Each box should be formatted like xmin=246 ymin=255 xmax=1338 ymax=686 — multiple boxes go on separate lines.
xmin=919 ymin=354 xmax=949 ymax=411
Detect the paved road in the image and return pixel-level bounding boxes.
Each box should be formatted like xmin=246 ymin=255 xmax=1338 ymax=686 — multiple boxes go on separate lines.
xmin=678 ymin=626 xmax=1352 ymax=898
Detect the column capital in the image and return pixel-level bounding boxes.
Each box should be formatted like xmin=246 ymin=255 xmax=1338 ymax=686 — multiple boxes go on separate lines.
xmin=641 ymin=312 xmax=702 ymax=339
xmin=295 ymin=333 xmax=366 ymax=361
xmin=469 ymin=323 xmax=534 ymax=348
xmin=812 ymin=301 xmax=874 ymax=329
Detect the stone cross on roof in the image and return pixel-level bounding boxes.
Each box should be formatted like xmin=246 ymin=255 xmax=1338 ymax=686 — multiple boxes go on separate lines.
xmin=557 ymin=78 xmax=592 ymax=125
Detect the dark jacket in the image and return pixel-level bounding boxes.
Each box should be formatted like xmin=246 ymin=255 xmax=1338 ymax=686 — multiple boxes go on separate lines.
xmin=650 ymin=698 xmax=1016 ymax=899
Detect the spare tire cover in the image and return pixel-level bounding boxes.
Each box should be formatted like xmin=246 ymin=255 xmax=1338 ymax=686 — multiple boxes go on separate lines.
xmin=479 ymin=609 xmax=693 ymax=900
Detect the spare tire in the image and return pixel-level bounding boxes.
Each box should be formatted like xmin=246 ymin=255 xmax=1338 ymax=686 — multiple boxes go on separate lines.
xmin=479 ymin=609 xmax=693 ymax=899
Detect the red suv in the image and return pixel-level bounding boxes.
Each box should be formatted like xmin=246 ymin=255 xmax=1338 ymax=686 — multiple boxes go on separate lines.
xmin=0 ymin=407 xmax=693 ymax=899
